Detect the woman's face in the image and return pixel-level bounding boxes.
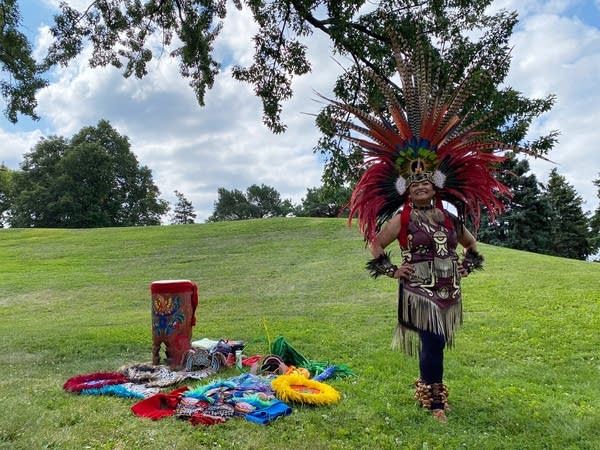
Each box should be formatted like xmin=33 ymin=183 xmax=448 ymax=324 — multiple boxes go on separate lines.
xmin=408 ymin=180 xmax=435 ymax=205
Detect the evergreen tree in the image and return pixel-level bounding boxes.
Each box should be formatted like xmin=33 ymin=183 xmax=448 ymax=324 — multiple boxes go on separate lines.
xmin=478 ymin=158 xmax=552 ymax=254
xmin=171 ymin=190 xmax=196 ymax=224
xmin=588 ymin=174 xmax=600 ymax=257
xmin=542 ymin=168 xmax=591 ymax=260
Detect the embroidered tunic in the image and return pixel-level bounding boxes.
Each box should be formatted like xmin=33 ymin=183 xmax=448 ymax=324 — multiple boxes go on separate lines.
xmin=393 ymin=217 xmax=463 ymax=353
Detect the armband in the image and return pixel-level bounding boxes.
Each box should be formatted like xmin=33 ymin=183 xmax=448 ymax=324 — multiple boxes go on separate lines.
xmin=366 ymin=252 xmax=398 ymax=279
xmin=461 ymin=249 xmax=484 ymax=273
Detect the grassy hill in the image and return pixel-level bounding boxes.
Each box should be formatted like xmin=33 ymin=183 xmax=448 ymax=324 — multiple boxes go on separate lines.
xmin=1 ymin=218 xmax=598 ymax=449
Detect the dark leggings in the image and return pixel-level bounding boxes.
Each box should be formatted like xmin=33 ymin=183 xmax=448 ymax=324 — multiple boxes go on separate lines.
xmin=419 ymin=330 xmax=446 ymax=384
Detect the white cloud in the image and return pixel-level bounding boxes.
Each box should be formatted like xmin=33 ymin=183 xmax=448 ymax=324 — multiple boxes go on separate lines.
xmin=41 ymin=0 xmax=89 ymax=9
xmin=507 ymin=7 xmax=600 ymax=212
xmin=0 ymin=129 xmax=43 ymax=168
xmin=32 ymin=25 xmax=52 ymax=62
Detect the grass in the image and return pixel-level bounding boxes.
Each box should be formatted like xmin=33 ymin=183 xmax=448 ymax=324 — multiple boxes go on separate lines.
xmin=0 ymin=217 xmax=599 ymax=449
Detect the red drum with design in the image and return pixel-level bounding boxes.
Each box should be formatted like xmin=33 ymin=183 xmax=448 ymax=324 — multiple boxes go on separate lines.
xmin=150 ymin=280 xmax=198 ymax=369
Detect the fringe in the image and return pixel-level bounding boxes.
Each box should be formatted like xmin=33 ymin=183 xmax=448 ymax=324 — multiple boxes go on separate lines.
xmin=411 ymin=259 xmax=456 ymax=282
xmin=434 ymin=257 xmax=455 ymax=278
xmin=401 ymin=292 xmax=462 ymax=337
xmin=413 ymin=262 xmax=432 ymax=280
xmin=391 ymin=294 xmax=463 ymax=356
xmin=391 ymin=324 xmax=420 ymax=356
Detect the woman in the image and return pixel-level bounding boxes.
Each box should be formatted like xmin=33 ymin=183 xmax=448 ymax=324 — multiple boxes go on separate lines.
xmin=324 ymin=32 xmax=540 ymax=423
xmin=367 ymin=178 xmax=479 ymax=422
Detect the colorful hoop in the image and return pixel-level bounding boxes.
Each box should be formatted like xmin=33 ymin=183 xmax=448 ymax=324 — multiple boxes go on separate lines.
xmin=271 ymin=373 xmax=341 ymax=406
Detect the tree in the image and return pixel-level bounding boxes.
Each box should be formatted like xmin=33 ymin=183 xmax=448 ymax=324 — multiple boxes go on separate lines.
xmin=208 ymin=187 xmax=252 ymax=221
xmin=8 ymin=2 xmax=554 ymax=161
xmin=9 ymin=120 xmax=168 ymax=227
xmin=588 ymin=174 xmax=600 ymax=257
xmin=542 ymin=168 xmax=591 ymax=260
xmin=40 ymin=1 xmax=553 ymax=137
xmin=296 ymin=184 xmax=352 ymax=218
xmin=0 ymin=163 xmax=14 ymax=226
xmin=171 ymin=190 xmax=196 ymax=224
xmin=208 ymin=184 xmax=293 ymax=222
xmin=478 ymin=158 xmax=553 ymax=254
xmin=246 ymin=183 xmax=294 ymax=218
xmin=0 ymin=0 xmax=47 ymax=122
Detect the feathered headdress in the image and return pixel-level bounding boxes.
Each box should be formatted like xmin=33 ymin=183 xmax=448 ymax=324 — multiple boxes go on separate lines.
xmin=325 ymin=31 xmax=538 ymax=244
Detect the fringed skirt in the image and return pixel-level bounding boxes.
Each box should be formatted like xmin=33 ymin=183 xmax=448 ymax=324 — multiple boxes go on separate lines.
xmin=391 ymin=259 xmax=463 ymax=356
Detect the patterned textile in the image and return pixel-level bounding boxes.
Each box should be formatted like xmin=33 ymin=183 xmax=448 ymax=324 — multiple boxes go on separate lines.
xmin=119 ymin=363 xmax=216 ymax=387
xmin=180 ymin=373 xmax=289 ymax=426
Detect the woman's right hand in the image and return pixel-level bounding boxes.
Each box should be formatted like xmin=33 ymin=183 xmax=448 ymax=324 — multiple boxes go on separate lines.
xmin=393 ymin=262 xmax=414 ymax=279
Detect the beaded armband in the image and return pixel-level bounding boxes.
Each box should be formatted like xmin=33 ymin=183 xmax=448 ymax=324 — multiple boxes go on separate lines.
xmin=366 ymin=252 xmax=398 ymax=279
xmin=461 ymin=249 xmax=484 ymax=273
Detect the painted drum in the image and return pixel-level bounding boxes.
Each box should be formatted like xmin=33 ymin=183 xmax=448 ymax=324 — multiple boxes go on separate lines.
xmin=150 ymin=279 xmax=198 ymax=369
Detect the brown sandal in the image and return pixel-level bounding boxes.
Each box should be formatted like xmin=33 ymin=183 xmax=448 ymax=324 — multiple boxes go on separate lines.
xmin=431 ymin=408 xmax=448 ymax=423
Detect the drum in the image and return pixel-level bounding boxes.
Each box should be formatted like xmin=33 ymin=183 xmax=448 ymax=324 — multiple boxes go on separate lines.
xmin=150 ymin=279 xmax=198 ymax=369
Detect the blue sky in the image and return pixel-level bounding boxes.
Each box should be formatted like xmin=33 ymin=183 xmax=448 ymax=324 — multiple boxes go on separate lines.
xmin=2 ymin=0 xmax=599 ymax=222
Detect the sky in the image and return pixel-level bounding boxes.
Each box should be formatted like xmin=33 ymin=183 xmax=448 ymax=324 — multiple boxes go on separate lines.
xmin=2 ymin=0 xmax=599 ymax=223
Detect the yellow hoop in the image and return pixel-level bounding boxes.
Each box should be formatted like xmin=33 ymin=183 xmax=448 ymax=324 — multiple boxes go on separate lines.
xmin=271 ymin=373 xmax=341 ymax=406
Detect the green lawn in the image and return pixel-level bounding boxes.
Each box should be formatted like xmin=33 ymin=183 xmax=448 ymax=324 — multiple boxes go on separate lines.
xmin=1 ymin=218 xmax=598 ymax=449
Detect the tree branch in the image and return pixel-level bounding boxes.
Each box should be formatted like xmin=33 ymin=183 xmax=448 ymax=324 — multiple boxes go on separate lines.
xmin=287 ymin=0 xmax=400 ymax=91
